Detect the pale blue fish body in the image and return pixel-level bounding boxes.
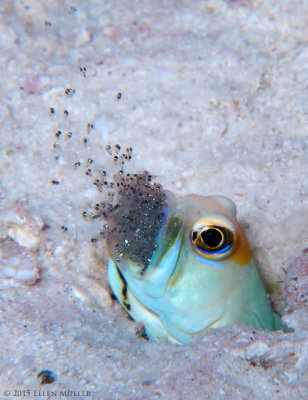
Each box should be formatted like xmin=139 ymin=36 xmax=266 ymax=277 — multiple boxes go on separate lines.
xmin=108 ymin=193 xmax=280 ymax=344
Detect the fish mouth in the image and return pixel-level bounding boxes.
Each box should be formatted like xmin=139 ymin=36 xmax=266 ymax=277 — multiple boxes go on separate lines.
xmin=114 ymin=212 xmax=184 ymax=298
xmin=148 ymin=212 xmax=183 ymax=271
xmin=105 ymin=188 xmax=179 ymax=273
xmin=108 ymin=193 xmax=184 ymax=315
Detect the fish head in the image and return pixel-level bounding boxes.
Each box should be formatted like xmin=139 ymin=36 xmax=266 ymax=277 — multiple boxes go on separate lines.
xmin=105 ymin=178 xmax=277 ymax=343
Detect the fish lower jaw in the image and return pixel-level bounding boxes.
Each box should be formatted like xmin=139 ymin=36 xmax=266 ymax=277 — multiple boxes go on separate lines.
xmin=108 ymin=257 xmax=235 ymax=344
xmin=108 ymin=257 xmax=183 ymax=343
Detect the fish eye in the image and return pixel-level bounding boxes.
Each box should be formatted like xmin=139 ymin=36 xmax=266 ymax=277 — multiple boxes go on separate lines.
xmin=191 ymin=219 xmax=237 ymax=260
xmin=201 ymin=228 xmax=223 ymax=249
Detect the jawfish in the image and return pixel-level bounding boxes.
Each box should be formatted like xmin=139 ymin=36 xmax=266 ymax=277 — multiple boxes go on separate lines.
xmin=99 ymin=169 xmax=281 ymax=344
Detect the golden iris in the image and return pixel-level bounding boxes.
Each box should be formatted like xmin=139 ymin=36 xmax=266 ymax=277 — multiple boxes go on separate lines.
xmin=191 ymin=220 xmax=237 ymax=260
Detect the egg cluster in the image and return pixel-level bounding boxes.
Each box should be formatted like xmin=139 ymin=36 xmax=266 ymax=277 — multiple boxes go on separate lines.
xmin=90 ymin=145 xmax=168 ymax=270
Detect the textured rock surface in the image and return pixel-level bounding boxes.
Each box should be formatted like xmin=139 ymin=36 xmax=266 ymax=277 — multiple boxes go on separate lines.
xmin=0 ymin=0 xmax=307 ymax=399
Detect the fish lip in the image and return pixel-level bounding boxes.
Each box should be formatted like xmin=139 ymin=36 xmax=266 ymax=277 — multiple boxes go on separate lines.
xmin=110 ymin=222 xmax=184 ymax=329
xmin=143 ymin=230 xmax=183 ymax=298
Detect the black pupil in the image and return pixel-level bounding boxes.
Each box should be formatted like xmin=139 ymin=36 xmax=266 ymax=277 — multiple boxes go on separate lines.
xmin=201 ymin=228 xmax=222 ymax=248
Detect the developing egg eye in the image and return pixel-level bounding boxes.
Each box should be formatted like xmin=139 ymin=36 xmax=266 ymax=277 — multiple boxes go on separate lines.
xmin=191 ymin=219 xmax=238 ymax=260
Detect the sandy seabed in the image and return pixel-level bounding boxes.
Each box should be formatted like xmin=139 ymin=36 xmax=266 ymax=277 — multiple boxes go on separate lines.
xmin=0 ymin=1 xmax=307 ymax=399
